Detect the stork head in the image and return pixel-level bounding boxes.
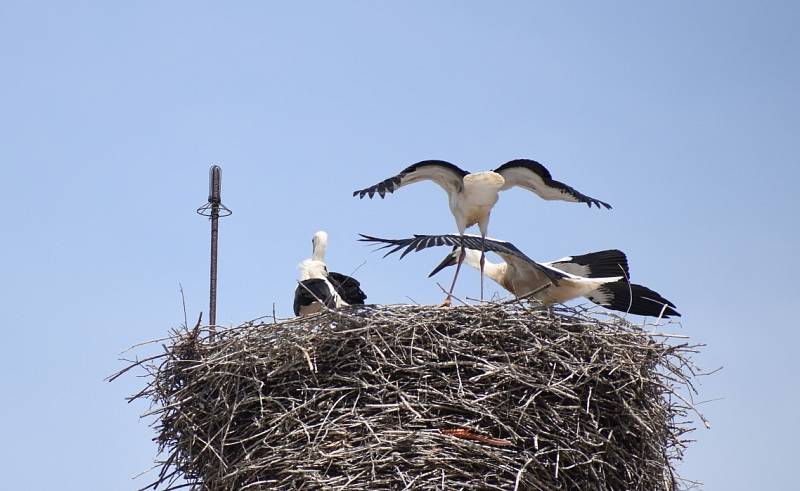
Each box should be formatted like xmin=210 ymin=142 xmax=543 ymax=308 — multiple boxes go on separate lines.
xmin=429 ymin=247 xmax=485 ymax=277
xmin=311 ymin=230 xmax=328 ymax=260
xmin=428 ymin=246 xmax=462 ymax=277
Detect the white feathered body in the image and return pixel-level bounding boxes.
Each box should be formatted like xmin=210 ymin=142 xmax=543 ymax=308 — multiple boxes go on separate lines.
xmin=450 ymin=171 xmax=505 ymax=233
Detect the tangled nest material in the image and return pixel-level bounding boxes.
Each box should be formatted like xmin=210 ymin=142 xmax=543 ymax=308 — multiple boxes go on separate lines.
xmin=114 ymin=302 xmax=704 ymax=490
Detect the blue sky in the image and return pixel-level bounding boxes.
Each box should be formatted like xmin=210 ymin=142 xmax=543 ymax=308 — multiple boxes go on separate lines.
xmin=1 ymin=2 xmax=797 ymax=489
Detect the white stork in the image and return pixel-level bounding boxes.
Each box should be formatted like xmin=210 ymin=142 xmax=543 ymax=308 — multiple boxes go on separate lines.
xmin=294 ymin=231 xmax=367 ymax=316
xmin=353 ymin=159 xmax=611 ymax=305
xmin=359 ymin=233 xmax=680 ymax=318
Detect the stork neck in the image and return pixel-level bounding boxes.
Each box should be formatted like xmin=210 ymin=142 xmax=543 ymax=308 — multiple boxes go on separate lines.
xmin=312 ymin=240 xmax=327 ymax=261
xmin=463 ymin=249 xmax=505 ymax=284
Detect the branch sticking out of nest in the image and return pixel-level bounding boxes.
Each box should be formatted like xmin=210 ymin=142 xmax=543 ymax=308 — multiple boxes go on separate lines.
xmin=113 ymin=301 xmax=705 ymax=490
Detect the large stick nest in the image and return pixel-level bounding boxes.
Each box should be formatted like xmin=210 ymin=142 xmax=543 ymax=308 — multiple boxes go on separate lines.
xmin=118 ymin=302 xmax=703 ymax=490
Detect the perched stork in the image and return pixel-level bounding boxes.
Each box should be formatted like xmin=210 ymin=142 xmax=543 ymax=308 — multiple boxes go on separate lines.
xmin=353 ymin=159 xmax=611 ymax=304
xmin=359 ymin=233 xmax=680 ymax=318
xmin=294 ymin=262 xmax=340 ymax=316
xmin=293 ymin=231 xmax=366 ymax=316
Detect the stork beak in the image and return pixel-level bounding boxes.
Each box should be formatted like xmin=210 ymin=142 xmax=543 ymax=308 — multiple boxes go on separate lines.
xmin=428 ymin=253 xmax=458 ymax=277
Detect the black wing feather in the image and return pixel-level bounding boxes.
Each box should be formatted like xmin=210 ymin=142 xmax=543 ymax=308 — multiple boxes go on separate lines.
xmin=553 ymin=249 xmax=630 ymax=279
xmin=328 ymin=272 xmax=367 ymax=305
xmin=588 ymin=281 xmax=680 ymax=318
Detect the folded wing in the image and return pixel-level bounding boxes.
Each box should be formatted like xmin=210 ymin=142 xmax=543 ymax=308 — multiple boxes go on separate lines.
xmin=328 ymin=272 xmax=367 ymax=305
xmin=586 ymin=281 xmax=680 ymax=318
xmin=293 ymin=278 xmax=337 ymax=316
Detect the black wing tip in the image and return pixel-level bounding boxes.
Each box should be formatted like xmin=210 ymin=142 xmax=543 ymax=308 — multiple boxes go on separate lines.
xmin=353 ymin=182 xmax=397 ymax=199
xmin=350 ymin=294 xmax=367 ymax=305
xmin=351 ymin=187 xmax=373 ymax=199
xmin=585 ymin=197 xmax=612 ymax=209
xmin=643 ymin=300 xmax=681 ymax=318
xmin=357 ymin=234 xmax=409 ymax=258
xmin=650 ymin=302 xmax=681 ymax=318
xmin=596 ymin=281 xmax=681 ymax=318
xmin=328 ymin=272 xmax=368 ymax=305
xmin=633 ymin=285 xmax=677 ymax=310
xmin=632 ymin=285 xmax=681 ymax=318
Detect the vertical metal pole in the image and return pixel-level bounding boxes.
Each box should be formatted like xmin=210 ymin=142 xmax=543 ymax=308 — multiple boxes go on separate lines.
xmin=197 ymin=165 xmax=230 ymax=340
xmin=208 ymin=165 xmax=221 ymax=333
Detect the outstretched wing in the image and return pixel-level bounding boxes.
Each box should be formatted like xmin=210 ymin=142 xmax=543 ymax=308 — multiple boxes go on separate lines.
xmin=493 ymin=159 xmax=612 ymax=209
xmin=353 ymin=160 xmax=469 ymax=199
xmin=544 ymin=249 xmax=629 ymax=279
xmin=359 ymin=233 xmax=520 ymax=259
xmin=358 ymin=233 xmax=565 ymax=284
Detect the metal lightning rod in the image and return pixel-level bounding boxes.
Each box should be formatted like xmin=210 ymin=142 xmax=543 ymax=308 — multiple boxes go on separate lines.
xmin=196 ymin=165 xmax=232 ymax=338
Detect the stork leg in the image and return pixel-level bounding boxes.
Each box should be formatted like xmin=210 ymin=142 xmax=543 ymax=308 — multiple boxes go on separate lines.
xmin=440 ymin=241 xmax=466 ymax=307
xmin=479 ymin=234 xmax=487 ymax=302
